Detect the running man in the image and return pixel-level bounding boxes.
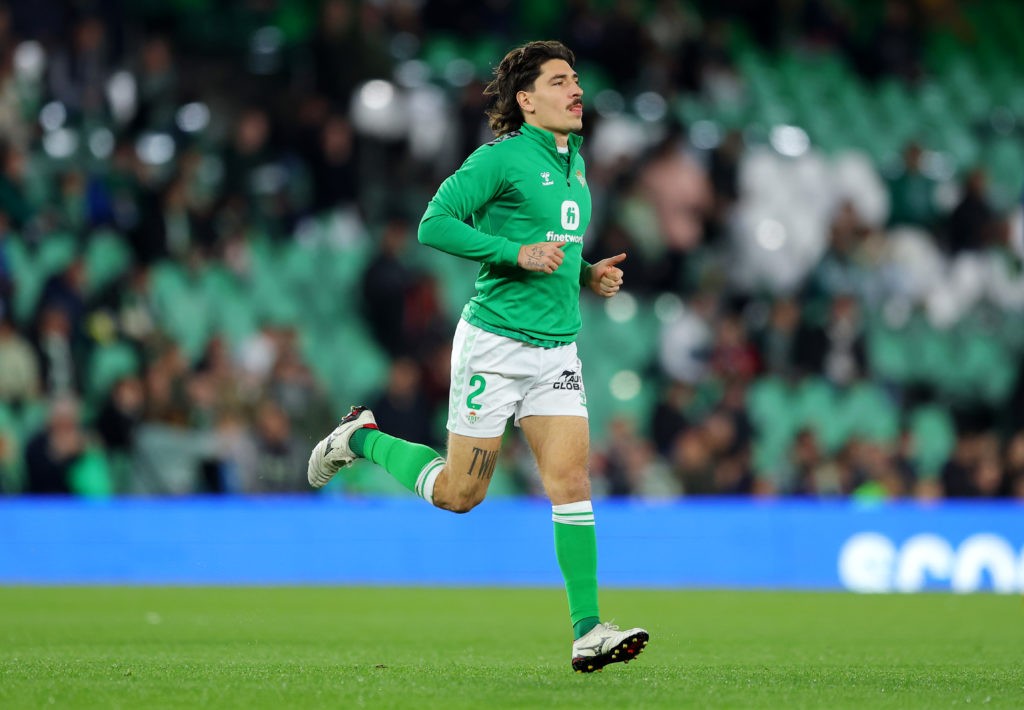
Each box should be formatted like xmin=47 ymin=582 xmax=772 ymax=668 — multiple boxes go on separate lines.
xmin=307 ymin=40 xmax=649 ymax=673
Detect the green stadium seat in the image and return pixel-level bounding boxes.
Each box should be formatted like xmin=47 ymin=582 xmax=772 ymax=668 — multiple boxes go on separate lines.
xmin=35 ymin=232 xmax=77 ymax=277
xmin=746 ymin=376 xmax=795 ymax=438
xmin=83 ymin=229 xmax=132 ymax=296
xmin=840 ymin=381 xmax=899 ymax=444
xmin=795 ymin=377 xmax=845 ymax=452
xmin=867 ymin=320 xmax=911 ymax=384
xmin=959 ymin=334 xmax=1016 ymax=406
xmin=87 ymin=341 xmax=140 ymax=404
xmin=14 ymin=400 xmax=47 ymax=445
xmin=150 ymin=262 xmax=214 ymax=361
xmin=908 ymin=404 xmax=956 ymax=478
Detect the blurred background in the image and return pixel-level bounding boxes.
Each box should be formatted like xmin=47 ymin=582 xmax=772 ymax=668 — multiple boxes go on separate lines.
xmin=0 ymin=0 xmax=1022 ymax=503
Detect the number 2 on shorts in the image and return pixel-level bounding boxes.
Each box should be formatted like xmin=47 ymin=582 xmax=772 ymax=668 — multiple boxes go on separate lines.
xmin=466 ymin=374 xmax=486 ymax=410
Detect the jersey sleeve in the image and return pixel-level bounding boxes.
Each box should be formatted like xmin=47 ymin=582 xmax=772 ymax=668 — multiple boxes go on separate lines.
xmin=579 ymin=259 xmax=592 ymax=288
xmin=418 ymin=146 xmax=521 ymax=267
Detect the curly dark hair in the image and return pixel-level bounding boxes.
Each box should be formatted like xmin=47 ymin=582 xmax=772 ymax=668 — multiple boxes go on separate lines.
xmin=484 ymin=40 xmax=576 ymax=137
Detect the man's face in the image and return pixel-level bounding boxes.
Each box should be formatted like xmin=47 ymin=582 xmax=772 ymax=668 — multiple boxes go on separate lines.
xmin=518 ymin=59 xmax=583 ymax=140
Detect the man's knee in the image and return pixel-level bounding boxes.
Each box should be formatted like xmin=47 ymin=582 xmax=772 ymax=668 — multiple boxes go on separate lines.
xmin=433 ymin=489 xmax=484 ymax=514
xmin=544 ymin=466 xmax=591 ymax=503
xmin=431 ymin=471 xmax=486 ymax=513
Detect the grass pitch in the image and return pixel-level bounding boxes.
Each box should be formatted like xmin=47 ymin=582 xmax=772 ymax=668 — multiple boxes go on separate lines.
xmin=1 ymin=587 xmax=1021 ymax=709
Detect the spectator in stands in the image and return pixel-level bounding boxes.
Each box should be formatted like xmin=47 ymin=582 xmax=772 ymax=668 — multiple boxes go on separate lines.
xmin=670 ymin=425 xmax=716 ymax=495
xmin=946 ymin=168 xmax=995 ymax=254
xmin=707 ymin=129 xmax=744 ymax=241
xmin=37 ymin=257 xmax=88 ymax=341
xmin=756 ymin=296 xmax=802 ymax=376
xmin=594 ymin=415 xmax=679 ymax=498
xmin=264 ymin=332 xmax=333 ymax=444
xmin=222 ymin=107 xmax=274 ymax=207
xmin=360 ymin=215 xmax=412 ymax=357
xmin=887 ymin=142 xmax=940 ymax=231
xmin=91 ymin=263 xmax=159 ymax=351
xmin=24 ymin=396 xmax=85 ymax=494
xmin=94 ymin=374 xmax=144 ymax=459
xmin=32 ymin=305 xmax=80 ymax=397
xmin=0 ymin=303 xmax=41 ymax=406
xmin=794 ymin=293 xmax=866 ymax=387
xmin=709 ymin=312 xmax=760 ymax=381
xmin=633 ymin=127 xmax=714 ymax=255
xmin=308 ymin=113 xmax=359 ymax=214
xmin=1003 ymin=432 xmax=1024 ymax=498
xmin=803 ymin=200 xmax=874 ymax=307
xmin=311 ymin=0 xmax=393 ymax=106
xmin=0 ymin=141 xmax=32 ymax=231
xmin=369 ymin=357 xmax=437 ymax=449
xmin=648 ymin=380 xmax=693 ymax=459
xmin=870 ymin=0 xmax=924 ymax=82
xmin=132 ymin=34 xmax=178 ymax=134
xmin=47 ymin=15 xmax=115 ymax=116
xmin=234 ymin=399 xmax=309 ymax=494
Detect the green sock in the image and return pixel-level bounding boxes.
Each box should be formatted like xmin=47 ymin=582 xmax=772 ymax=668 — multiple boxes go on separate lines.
xmin=352 ymin=429 xmax=444 ymax=502
xmin=574 ymin=617 xmax=600 ymax=639
xmin=552 ymin=501 xmax=600 ymax=639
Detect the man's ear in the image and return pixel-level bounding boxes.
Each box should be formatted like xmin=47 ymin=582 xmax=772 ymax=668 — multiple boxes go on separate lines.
xmin=517 ymin=90 xmax=533 ymax=114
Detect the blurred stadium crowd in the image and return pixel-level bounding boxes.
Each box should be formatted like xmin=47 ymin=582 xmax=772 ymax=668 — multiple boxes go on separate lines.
xmin=0 ymin=0 xmax=1023 ymax=500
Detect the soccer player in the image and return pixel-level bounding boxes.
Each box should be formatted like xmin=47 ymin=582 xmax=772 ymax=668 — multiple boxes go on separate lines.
xmin=307 ymin=40 xmax=649 ymax=673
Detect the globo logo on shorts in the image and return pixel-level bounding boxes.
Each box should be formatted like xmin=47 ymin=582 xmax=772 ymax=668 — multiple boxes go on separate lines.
xmin=838 ymin=531 xmax=1024 ymax=593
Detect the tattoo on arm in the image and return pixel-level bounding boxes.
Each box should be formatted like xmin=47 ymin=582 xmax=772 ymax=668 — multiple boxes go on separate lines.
xmin=466 ymin=447 xmax=499 ymax=481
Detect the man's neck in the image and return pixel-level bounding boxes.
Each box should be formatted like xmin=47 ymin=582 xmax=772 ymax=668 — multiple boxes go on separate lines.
xmin=524 ymin=119 xmax=569 ymax=148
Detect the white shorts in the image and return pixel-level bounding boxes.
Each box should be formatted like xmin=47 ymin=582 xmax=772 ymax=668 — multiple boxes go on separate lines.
xmin=447 ymin=319 xmax=588 ymax=437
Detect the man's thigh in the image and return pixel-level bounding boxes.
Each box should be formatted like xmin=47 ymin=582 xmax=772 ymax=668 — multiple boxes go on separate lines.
xmin=433 ymin=431 xmax=505 ymax=510
xmin=519 ymin=415 xmax=590 ymax=504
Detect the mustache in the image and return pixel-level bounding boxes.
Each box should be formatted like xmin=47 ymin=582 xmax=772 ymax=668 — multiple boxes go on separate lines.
xmin=568 ymin=100 xmax=583 ymax=109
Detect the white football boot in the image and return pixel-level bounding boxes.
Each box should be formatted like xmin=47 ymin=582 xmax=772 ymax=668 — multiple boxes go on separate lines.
xmin=307 ymin=406 xmax=378 ymax=488
xmin=571 ymin=622 xmax=649 ymax=673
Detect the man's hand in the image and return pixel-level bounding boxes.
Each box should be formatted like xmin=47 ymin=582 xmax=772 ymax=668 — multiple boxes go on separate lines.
xmin=518 ymin=241 xmax=565 ymax=274
xmin=589 ymin=252 xmax=626 ymax=298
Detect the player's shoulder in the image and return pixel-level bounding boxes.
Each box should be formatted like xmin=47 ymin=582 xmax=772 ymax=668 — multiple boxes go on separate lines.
xmin=477 ymin=130 xmax=526 ymax=157
xmin=462 ymin=131 xmax=524 ymax=171
xmin=485 ymin=130 xmax=523 ymax=147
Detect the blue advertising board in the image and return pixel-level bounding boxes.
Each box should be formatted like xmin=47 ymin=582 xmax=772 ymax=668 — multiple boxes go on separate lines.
xmin=1 ymin=498 xmax=1022 ymax=591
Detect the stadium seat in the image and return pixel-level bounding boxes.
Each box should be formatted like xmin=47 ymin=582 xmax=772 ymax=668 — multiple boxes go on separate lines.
xmin=150 ymin=262 xmax=214 ymax=361
xmin=908 ymin=404 xmax=956 ymax=478
xmin=840 ymin=381 xmax=899 ymax=444
xmin=83 ymin=229 xmax=132 ymax=296
xmin=87 ymin=341 xmax=140 ymax=405
xmin=35 ymin=232 xmax=78 ymax=278
xmin=867 ymin=319 xmax=911 ymax=385
xmin=795 ymin=377 xmax=846 ymax=453
xmin=959 ymin=333 xmax=1016 ymax=406
xmin=746 ymin=376 xmax=799 ymax=446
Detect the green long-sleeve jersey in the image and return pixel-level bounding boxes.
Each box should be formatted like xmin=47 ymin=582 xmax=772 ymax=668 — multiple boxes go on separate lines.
xmin=418 ymin=122 xmax=592 ymax=347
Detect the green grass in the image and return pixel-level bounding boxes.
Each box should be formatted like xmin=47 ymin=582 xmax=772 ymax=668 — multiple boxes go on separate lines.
xmin=1 ymin=588 xmax=1022 ymax=709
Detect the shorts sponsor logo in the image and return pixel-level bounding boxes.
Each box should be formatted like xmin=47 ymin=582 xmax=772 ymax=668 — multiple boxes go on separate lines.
xmin=553 ymin=369 xmax=582 ymax=391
